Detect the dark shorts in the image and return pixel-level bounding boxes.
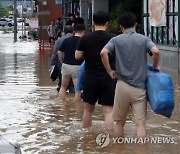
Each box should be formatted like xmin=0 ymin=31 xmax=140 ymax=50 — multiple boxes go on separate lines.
xmin=49 ymin=37 xmax=56 ymax=43
xmin=83 ymin=79 xmax=116 ymax=106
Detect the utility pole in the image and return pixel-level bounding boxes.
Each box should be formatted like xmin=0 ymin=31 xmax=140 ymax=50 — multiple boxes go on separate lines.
xmin=31 ymin=0 xmax=34 ymax=17
xmin=22 ymin=0 xmax=24 ymax=38
xmin=14 ymin=0 xmax=17 ymax=42
xmin=24 ymin=0 xmax=27 ymax=37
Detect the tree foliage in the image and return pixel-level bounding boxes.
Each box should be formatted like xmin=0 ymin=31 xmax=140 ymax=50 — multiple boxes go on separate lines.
xmin=108 ymin=0 xmax=142 ymax=32
xmin=0 ymin=4 xmax=13 ymax=18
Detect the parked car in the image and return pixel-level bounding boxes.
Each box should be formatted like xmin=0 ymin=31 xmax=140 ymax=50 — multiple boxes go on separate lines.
xmin=25 ymin=22 xmax=29 ymax=26
xmin=17 ymin=18 xmax=23 ymax=23
xmin=0 ymin=18 xmax=14 ymax=27
xmin=8 ymin=15 xmax=14 ymax=21
xmin=0 ymin=139 xmax=21 ymax=154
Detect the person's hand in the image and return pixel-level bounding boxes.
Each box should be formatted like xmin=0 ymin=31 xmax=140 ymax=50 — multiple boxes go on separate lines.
xmin=108 ymin=70 xmax=116 ymax=80
xmin=152 ymin=65 xmax=160 ymax=71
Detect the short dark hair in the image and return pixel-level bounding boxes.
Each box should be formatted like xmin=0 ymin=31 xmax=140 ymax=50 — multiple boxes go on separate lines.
xmin=68 ymin=13 xmax=74 ymax=17
xmin=75 ymin=12 xmax=80 ymax=16
xmin=74 ymin=24 xmax=86 ymax=32
xmin=118 ymin=12 xmax=136 ymax=29
xmin=64 ymin=25 xmax=73 ymax=34
xmin=57 ymin=17 xmax=61 ymax=21
xmin=93 ymin=11 xmax=109 ymax=26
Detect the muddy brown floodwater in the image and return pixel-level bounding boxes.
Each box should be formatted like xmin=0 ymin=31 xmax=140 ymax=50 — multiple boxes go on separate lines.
xmin=0 ymin=32 xmax=179 ymax=154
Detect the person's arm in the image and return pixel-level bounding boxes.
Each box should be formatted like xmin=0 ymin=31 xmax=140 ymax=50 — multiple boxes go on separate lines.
xmin=146 ymin=37 xmax=160 ymax=70
xmin=75 ymin=50 xmax=84 ymax=60
xmin=58 ymin=40 xmax=65 ymax=64
xmin=100 ymin=48 xmax=115 ymax=80
xmin=75 ymin=36 xmax=85 ymax=60
xmin=72 ymin=22 xmax=75 ymax=28
xmin=57 ymin=50 xmax=63 ymax=64
xmin=100 ymin=38 xmax=116 ymax=79
xmin=151 ymin=47 xmax=160 ymax=70
xmin=47 ymin=26 xmax=50 ymax=36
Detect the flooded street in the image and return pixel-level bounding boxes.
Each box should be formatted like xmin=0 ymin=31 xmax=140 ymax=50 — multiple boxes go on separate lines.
xmin=0 ymin=32 xmax=179 ymax=154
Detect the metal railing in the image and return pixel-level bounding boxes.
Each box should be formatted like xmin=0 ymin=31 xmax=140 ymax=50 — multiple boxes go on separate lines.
xmin=142 ymin=0 xmax=179 ymax=47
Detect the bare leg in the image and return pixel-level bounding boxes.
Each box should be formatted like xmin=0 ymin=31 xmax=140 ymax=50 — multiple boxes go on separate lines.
xmin=136 ymin=121 xmax=146 ymax=138
xmin=131 ymin=100 xmax=147 ymax=138
xmin=75 ymin=91 xmax=81 ymax=101
xmin=59 ymin=76 xmax=70 ymax=101
xmin=114 ymin=120 xmax=125 ymax=137
xmin=102 ymin=105 xmax=114 ymax=135
xmin=72 ymin=78 xmax=81 ymax=101
xmin=82 ymin=103 xmax=95 ymax=128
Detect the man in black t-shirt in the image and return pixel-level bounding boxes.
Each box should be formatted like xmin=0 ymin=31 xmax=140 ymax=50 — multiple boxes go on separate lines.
xmin=58 ymin=24 xmax=85 ymax=101
xmin=56 ymin=17 xmax=63 ymax=38
xmin=74 ymin=12 xmax=84 ymax=27
xmin=65 ymin=13 xmax=75 ymax=27
xmin=75 ymin=11 xmax=116 ymax=134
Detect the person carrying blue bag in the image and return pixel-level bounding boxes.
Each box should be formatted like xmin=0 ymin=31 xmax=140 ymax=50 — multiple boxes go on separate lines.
xmin=101 ymin=12 xmax=160 ymax=138
xmin=146 ymin=64 xmax=175 ymax=118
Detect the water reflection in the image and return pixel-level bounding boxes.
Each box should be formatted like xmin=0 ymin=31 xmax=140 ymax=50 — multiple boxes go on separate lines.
xmin=0 ymin=32 xmax=179 ymax=153
xmin=37 ymin=49 xmax=55 ymax=86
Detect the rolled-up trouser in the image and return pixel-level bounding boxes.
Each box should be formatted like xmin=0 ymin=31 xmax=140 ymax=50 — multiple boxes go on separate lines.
xmin=113 ymin=80 xmax=147 ymax=122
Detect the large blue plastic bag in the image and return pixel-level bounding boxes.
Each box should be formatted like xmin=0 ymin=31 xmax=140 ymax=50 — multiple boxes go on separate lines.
xmin=146 ymin=65 xmax=175 ymax=118
xmin=76 ymin=61 xmax=85 ymax=92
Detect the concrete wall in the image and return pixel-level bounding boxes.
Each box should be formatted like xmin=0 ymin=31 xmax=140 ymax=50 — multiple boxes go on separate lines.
xmin=92 ymin=0 xmax=109 ymax=13
xmin=147 ymin=45 xmax=180 ymax=84
xmin=80 ymin=0 xmax=109 ymax=28
xmin=80 ymin=0 xmax=89 ymax=27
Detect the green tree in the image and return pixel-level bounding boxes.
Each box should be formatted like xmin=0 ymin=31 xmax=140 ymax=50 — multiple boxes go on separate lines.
xmin=108 ymin=0 xmax=142 ymax=33
xmin=0 ymin=4 xmax=13 ymax=18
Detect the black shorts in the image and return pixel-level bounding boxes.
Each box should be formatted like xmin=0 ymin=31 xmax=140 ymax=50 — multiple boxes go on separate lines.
xmin=83 ymin=79 xmax=116 ymax=106
xmin=49 ymin=37 xmax=56 ymax=43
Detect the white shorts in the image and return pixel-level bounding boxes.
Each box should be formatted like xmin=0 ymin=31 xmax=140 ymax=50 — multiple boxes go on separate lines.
xmin=61 ymin=63 xmax=80 ymax=80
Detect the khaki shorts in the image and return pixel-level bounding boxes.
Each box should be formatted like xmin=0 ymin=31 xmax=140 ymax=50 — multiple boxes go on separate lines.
xmin=113 ymin=80 xmax=147 ymax=122
xmin=61 ymin=63 xmax=80 ymax=80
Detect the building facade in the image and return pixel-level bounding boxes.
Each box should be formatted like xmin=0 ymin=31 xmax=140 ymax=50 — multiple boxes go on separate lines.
xmin=35 ymin=0 xmax=62 ymax=41
xmin=62 ymin=0 xmax=108 ymax=28
xmin=142 ymin=0 xmax=180 ymax=84
xmin=79 ymin=0 xmax=180 ymax=83
xmin=35 ymin=0 xmax=180 ymax=83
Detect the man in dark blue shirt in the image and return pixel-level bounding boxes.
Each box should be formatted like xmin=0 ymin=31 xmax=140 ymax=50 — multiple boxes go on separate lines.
xmin=50 ymin=26 xmax=73 ymax=92
xmin=58 ymin=24 xmax=85 ymax=101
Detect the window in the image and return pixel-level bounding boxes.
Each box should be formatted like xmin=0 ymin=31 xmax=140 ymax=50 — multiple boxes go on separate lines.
xmin=62 ymin=0 xmax=80 ymax=23
xmin=142 ymin=0 xmax=179 ymax=46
